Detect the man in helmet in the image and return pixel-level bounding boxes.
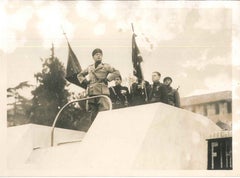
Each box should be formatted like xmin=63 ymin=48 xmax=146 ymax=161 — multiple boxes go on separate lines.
xmin=163 ymin=76 xmax=180 ymax=107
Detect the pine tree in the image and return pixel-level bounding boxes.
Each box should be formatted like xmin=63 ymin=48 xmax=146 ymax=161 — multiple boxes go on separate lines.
xmin=30 ymin=44 xmax=70 ymax=126
xmin=7 ymin=81 xmax=33 ymax=126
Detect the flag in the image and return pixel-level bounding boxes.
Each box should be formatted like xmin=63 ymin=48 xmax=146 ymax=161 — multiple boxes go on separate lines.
xmin=132 ymin=33 xmax=144 ymax=82
xmin=132 ymin=30 xmax=148 ymax=102
xmin=65 ymin=43 xmax=86 ymax=89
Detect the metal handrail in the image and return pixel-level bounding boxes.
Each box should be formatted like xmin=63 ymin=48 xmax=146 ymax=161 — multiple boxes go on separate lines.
xmin=51 ymin=95 xmax=112 ymax=147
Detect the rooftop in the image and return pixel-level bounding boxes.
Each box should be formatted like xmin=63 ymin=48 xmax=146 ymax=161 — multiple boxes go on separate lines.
xmin=181 ymin=91 xmax=232 ymax=106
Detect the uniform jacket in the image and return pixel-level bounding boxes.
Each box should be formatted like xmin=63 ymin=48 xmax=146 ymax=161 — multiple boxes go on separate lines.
xmin=77 ymin=63 xmax=120 ymax=96
xmin=149 ymin=81 xmax=168 ymax=104
xmin=166 ymin=86 xmax=180 ymax=107
xmin=130 ymin=80 xmax=150 ymax=106
xmin=109 ymin=85 xmax=130 ymax=109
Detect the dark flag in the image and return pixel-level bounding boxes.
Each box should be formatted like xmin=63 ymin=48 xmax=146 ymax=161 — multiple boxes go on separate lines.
xmin=132 ymin=33 xmax=144 ymax=82
xmin=65 ymin=43 xmax=86 ymax=89
xmin=131 ymin=23 xmax=148 ymax=102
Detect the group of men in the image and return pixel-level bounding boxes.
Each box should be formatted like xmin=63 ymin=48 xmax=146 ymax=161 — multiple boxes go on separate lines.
xmin=77 ymin=48 xmax=180 ymax=121
xmin=109 ymin=72 xmax=180 ymax=109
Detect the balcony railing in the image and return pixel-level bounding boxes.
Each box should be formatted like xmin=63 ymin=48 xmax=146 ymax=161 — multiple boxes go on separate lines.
xmin=51 ymin=95 xmax=112 ymax=147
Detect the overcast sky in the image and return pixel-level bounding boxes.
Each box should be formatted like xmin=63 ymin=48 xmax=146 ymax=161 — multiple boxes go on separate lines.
xmin=2 ymin=1 xmax=239 ymax=98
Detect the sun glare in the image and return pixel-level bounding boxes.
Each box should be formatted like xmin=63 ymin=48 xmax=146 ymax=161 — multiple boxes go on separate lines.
xmin=100 ymin=1 xmax=116 ymax=20
xmin=76 ymin=1 xmax=91 ymax=18
xmin=94 ymin=23 xmax=106 ymax=36
xmin=76 ymin=1 xmax=99 ymax=22
xmin=36 ymin=2 xmax=74 ymax=48
xmin=0 ymin=3 xmax=33 ymax=53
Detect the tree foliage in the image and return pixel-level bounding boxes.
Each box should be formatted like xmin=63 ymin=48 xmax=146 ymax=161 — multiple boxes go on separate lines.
xmin=57 ymin=93 xmax=92 ymax=132
xmin=30 ymin=56 xmax=70 ymax=126
xmin=7 ymin=81 xmax=33 ymax=126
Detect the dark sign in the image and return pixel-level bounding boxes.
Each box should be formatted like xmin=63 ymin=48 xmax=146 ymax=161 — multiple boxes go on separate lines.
xmin=207 ymin=137 xmax=232 ymax=170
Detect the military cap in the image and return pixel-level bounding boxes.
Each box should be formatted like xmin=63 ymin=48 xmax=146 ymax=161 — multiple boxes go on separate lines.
xmin=92 ymin=48 xmax=103 ymax=56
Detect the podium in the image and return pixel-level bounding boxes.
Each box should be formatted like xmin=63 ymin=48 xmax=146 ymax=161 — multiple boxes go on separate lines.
xmin=7 ymin=102 xmax=222 ymax=175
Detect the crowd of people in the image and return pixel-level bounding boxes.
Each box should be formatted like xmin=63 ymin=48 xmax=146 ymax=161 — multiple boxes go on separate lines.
xmin=77 ymin=48 xmax=180 ymax=121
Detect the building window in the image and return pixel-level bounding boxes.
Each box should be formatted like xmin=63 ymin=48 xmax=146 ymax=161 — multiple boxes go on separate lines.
xmin=204 ymin=105 xmax=207 ymax=116
xmin=227 ymin=101 xmax=232 ymax=113
xmin=192 ymin=106 xmax=196 ymax=113
xmin=215 ymin=103 xmax=219 ymax=115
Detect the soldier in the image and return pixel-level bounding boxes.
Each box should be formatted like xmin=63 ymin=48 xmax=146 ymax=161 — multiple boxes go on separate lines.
xmin=77 ymin=48 xmax=120 ymax=121
xmin=130 ymin=76 xmax=150 ymax=106
xmin=109 ymin=76 xmax=130 ymax=109
xmin=163 ymin=76 xmax=180 ymax=107
xmin=149 ymin=71 xmax=168 ymax=104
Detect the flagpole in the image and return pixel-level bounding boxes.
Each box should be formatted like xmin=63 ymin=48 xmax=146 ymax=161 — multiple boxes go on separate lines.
xmin=131 ymin=23 xmax=134 ymax=34
xmin=131 ymin=23 xmax=148 ymax=102
xmin=61 ymin=26 xmax=69 ymax=44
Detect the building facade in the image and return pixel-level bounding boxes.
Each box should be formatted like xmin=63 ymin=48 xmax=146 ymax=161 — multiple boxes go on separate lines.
xmin=181 ymin=91 xmax=232 ymax=130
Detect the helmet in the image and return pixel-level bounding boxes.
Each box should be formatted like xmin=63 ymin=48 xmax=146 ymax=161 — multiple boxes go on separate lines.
xmin=163 ymin=76 xmax=172 ymax=82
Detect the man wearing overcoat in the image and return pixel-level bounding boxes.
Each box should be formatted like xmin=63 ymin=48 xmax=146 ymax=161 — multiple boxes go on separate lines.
xmin=109 ymin=75 xmax=130 ymax=109
xmin=163 ymin=76 xmax=180 ymax=107
xmin=149 ymin=71 xmax=168 ymax=104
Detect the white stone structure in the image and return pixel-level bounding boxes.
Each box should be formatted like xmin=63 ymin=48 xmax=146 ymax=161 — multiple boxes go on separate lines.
xmin=7 ymin=102 xmax=221 ymax=176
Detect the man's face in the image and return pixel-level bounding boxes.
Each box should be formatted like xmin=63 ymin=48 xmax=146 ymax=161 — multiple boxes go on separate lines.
xmin=164 ymin=79 xmax=172 ymax=86
xmin=93 ymin=52 xmax=102 ymax=62
xmin=115 ymin=77 xmax=122 ymax=86
xmin=152 ymin=73 xmax=160 ymax=83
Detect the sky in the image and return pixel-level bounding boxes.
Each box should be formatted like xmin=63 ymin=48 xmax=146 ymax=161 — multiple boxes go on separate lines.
xmin=1 ymin=1 xmax=239 ymax=99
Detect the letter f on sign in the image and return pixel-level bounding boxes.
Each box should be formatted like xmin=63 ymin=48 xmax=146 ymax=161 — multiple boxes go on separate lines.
xmin=211 ymin=142 xmax=218 ymax=169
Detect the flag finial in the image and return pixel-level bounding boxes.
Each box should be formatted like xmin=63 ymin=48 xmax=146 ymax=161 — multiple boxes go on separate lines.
xmin=61 ymin=26 xmax=69 ymax=43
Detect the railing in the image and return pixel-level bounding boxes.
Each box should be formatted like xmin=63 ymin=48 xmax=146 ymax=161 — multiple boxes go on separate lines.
xmin=51 ymin=95 xmax=112 ymax=147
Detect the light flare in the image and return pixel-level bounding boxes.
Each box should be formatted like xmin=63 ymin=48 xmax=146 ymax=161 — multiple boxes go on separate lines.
xmin=36 ymin=2 xmax=74 ymax=48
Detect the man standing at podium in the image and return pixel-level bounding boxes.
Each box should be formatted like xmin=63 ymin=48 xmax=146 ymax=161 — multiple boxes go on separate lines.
xmin=77 ymin=48 xmax=120 ymax=121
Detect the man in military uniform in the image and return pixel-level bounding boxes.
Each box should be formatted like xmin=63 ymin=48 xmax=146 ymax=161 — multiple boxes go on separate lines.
xmin=149 ymin=71 xmax=168 ymax=104
xmin=163 ymin=76 xmax=180 ymax=107
xmin=77 ymin=48 xmax=120 ymax=121
xmin=130 ymin=76 xmax=150 ymax=106
xmin=109 ymin=76 xmax=130 ymax=109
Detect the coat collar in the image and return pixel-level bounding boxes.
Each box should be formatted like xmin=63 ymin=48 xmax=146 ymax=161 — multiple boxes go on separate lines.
xmin=94 ymin=62 xmax=104 ymax=71
xmin=153 ymin=81 xmax=161 ymax=85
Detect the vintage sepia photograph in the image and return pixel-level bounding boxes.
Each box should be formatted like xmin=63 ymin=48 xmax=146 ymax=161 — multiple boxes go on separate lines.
xmin=1 ymin=0 xmax=240 ymax=176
